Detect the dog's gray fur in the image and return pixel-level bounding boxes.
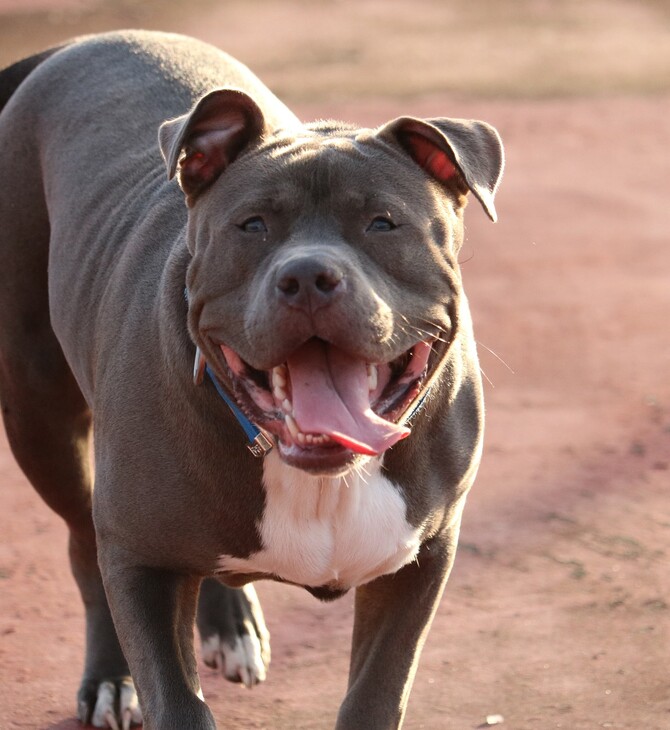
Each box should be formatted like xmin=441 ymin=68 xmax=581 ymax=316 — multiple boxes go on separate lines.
xmin=0 ymin=31 xmax=503 ymax=729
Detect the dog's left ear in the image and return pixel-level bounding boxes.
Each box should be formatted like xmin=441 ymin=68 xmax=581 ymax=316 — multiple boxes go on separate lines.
xmin=159 ymin=88 xmax=266 ymax=205
xmin=377 ymin=116 xmax=504 ymax=222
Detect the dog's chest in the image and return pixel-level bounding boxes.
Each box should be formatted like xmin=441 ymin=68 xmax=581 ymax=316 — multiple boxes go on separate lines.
xmin=216 ymin=453 xmax=423 ymax=589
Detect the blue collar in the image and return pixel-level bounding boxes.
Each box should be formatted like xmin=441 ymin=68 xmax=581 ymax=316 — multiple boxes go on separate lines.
xmin=193 ymin=346 xmax=274 ymax=458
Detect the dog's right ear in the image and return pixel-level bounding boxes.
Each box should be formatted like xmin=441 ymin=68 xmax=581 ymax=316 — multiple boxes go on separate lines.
xmin=377 ymin=116 xmax=504 ymax=222
xmin=159 ymin=89 xmax=266 ymax=205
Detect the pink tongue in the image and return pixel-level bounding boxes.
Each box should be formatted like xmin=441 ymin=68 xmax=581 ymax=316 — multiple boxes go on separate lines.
xmin=287 ymin=340 xmax=410 ymax=455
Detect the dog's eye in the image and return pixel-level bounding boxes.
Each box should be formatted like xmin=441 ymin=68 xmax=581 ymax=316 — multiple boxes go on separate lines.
xmin=239 ymin=216 xmax=268 ymax=234
xmin=367 ymin=217 xmax=396 ymax=232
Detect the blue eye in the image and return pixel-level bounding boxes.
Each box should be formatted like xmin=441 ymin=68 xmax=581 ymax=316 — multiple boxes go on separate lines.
xmin=367 ymin=217 xmax=396 ymax=232
xmin=239 ymin=216 xmax=267 ymax=233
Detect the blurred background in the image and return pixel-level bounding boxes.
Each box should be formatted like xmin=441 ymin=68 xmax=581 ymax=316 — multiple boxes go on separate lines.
xmin=1 ymin=1 xmax=669 ymax=729
xmin=1 ymin=0 xmax=670 ymax=99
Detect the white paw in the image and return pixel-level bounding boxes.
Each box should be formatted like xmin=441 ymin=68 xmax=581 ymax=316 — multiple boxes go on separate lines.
xmin=202 ymin=628 xmax=267 ymax=688
xmin=85 ymin=679 xmax=142 ymax=729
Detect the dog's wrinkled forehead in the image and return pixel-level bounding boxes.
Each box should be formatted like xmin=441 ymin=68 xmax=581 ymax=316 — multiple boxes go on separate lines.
xmin=239 ymin=121 xmax=443 ymax=213
xmin=264 ymin=120 xmax=362 ymax=149
xmin=257 ymin=121 xmax=393 ymax=167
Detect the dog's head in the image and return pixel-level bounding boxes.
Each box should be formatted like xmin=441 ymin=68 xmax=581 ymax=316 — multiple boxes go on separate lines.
xmin=159 ymin=89 xmax=503 ymax=475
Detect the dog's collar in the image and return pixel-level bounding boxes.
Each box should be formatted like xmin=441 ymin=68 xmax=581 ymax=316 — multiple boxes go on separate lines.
xmin=193 ymin=347 xmax=273 ymax=458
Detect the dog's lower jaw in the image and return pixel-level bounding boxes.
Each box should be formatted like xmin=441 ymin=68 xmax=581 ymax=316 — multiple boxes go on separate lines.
xmin=275 ymin=438 xmax=370 ymax=476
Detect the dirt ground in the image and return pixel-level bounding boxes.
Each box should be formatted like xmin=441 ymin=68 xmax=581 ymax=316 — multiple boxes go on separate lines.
xmin=1 ymin=1 xmax=669 ymax=729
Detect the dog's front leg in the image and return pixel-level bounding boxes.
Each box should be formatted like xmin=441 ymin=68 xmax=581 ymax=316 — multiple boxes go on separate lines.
xmin=99 ymin=546 xmax=216 ymax=730
xmin=336 ymin=525 xmax=461 ymax=730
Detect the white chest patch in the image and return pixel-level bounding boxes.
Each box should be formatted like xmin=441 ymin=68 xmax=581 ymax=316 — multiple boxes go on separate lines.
xmin=217 ymin=453 xmax=424 ymax=589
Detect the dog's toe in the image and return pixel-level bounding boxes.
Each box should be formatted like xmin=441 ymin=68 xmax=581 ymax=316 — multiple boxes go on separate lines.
xmin=202 ymin=628 xmax=267 ymax=687
xmin=90 ymin=681 xmax=117 ymax=729
xmin=79 ymin=678 xmax=142 ymax=729
xmin=197 ymin=581 xmax=271 ymax=688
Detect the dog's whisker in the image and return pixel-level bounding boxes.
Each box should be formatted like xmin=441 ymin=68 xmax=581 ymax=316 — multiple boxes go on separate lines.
xmin=397 ymin=323 xmax=450 ymax=346
xmin=356 ymin=465 xmax=370 ymax=487
xmin=476 ymin=341 xmax=515 ymax=374
xmin=479 ymin=366 xmax=494 ymax=388
xmin=415 ymin=316 xmax=449 ymax=333
xmin=399 ymin=316 xmax=446 ymax=337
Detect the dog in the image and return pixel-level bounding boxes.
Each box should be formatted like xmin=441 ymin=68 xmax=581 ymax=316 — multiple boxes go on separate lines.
xmin=0 ymin=30 xmax=503 ymax=729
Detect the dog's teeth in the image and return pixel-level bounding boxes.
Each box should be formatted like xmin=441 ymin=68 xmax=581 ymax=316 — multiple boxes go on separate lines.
xmin=273 ymin=385 xmax=288 ymax=402
xmin=272 ymin=367 xmax=287 ymax=389
xmin=284 ymin=413 xmax=328 ymax=448
xmin=282 ymin=398 xmax=293 ymax=414
xmin=285 ymin=414 xmax=300 ymax=440
xmin=367 ymin=363 xmax=378 ymax=392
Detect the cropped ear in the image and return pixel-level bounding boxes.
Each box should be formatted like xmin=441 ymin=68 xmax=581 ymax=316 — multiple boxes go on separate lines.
xmin=377 ymin=116 xmax=504 ymax=221
xmin=158 ymin=89 xmax=266 ymax=204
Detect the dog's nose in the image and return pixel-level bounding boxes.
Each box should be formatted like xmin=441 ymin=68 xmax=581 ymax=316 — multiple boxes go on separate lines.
xmin=276 ymin=256 xmax=346 ymax=312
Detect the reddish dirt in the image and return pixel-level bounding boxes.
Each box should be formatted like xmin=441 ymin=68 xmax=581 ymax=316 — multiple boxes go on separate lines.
xmin=1 ymin=2 xmax=669 ymax=729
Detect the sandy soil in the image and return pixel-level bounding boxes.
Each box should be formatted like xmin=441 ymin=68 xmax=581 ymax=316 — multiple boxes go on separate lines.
xmin=1 ymin=1 xmax=669 ymax=729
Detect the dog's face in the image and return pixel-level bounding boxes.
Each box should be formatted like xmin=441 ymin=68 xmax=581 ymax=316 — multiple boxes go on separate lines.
xmin=160 ymin=91 xmax=503 ymax=474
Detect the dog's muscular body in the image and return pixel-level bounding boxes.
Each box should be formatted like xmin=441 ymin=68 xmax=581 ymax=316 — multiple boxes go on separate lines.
xmin=0 ymin=31 xmax=503 ymax=729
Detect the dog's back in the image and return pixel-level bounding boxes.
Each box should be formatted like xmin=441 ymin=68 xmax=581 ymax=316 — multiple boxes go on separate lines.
xmin=0 ymin=31 xmax=297 ymax=401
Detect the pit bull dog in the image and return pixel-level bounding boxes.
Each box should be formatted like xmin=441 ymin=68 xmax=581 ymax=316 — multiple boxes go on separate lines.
xmin=0 ymin=31 xmax=503 ymax=729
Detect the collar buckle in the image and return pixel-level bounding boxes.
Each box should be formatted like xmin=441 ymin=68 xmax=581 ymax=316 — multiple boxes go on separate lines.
xmin=247 ymin=432 xmax=274 ymax=458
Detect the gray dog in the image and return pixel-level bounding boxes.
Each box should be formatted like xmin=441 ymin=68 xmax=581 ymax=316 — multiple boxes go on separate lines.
xmin=0 ymin=31 xmax=503 ymax=729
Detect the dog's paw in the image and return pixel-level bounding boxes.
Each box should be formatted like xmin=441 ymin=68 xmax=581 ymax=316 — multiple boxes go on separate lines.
xmin=201 ymin=630 xmax=267 ymax=688
xmin=78 ymin=677 xmax=142 ymax=729
xmin=197 ymin=581 xmax=270 ymax=688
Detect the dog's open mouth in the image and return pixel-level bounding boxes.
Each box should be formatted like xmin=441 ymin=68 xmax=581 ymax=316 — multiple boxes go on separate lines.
xmin=216 ymin=337 xmax=435 ymax=469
